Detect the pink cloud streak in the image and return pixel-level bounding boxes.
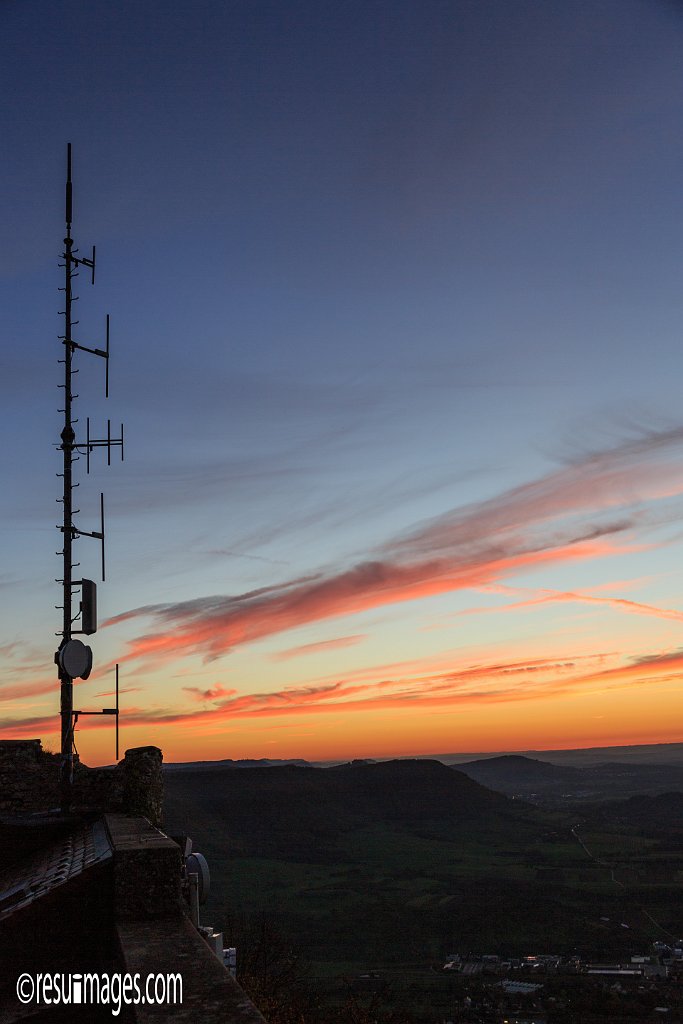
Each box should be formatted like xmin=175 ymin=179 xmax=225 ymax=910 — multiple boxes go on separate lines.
xmin=271 ymin=634 xmax=366 ymax=661
xmin=104 ymin=428 xmax=683 ymax=668
xmin=458 ymin=585 xmax=683 ymax=624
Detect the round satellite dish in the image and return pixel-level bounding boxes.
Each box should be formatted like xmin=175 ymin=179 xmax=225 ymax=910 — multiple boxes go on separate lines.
xmin=58 ymin=639 xmax=93 ymax=680
xmin=186 ymin=852 xmax=210 ymax=904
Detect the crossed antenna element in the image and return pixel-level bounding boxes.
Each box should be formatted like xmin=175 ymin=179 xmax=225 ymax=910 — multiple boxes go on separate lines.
xmin=54 ymin=143 xmax=124 ymax=811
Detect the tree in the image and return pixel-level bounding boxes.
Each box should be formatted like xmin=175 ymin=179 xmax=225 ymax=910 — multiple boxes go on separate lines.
xmin=222 ymin=910 xmax=322 ymax=1024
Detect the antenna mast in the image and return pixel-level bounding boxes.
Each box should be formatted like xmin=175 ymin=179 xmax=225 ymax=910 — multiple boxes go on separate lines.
xmin=55 ymin=144 xmax=123 ymax=811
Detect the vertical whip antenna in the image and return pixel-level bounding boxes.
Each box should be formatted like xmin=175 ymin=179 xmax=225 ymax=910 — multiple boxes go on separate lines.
xmin=65 ymin=142 xmax=72 ymax=228
xmin=54 ymin=144 xmax=125 ymax=810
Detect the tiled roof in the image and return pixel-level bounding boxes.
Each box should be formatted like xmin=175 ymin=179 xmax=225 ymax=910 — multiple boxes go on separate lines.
xmin=0 ymin=818 xmax=112 ymax=921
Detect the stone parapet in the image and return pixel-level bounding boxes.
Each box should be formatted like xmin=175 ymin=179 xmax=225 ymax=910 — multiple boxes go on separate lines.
xmin=106 ymin=813 xmax=182 ymax=919
xmin=116 ymin=917 xmax=268 ymax=1023
xmin=122 ymin=746 xmax=164 ymax=827
xmin=0 ymin=741 xmax=165 ymax=823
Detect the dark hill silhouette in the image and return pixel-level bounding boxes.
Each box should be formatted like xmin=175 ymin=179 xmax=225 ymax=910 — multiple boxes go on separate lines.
xmin=457 ymin=754 xmax=581 ymax=789
xmin=324 ymin=758 xmax=509 ymax=820
xmin=594 ymin=790 xmax=683 ymax=829
xmin=164 ymin=758 xmax=512 ymax=859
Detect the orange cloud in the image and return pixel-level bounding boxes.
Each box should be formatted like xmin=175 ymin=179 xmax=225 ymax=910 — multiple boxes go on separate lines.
xmin=4 ymin=643 xmax=683 ymax=760
xmin=49 ymin=653 xmax=612 ymax=732
xmin=108 ymin=536 xmax=624 ymax=669
xmin=182 ymin=683 xmax=237 ymax=703
xmin=104 ymin=427 xmax=683 ymax=669
xmin=0 ymin=676 xmax=91 ymax=704
xmin=118 ymin=645 xmax=683 ymax=730
xmin=570 ymin=647 xmax=683 ymax=690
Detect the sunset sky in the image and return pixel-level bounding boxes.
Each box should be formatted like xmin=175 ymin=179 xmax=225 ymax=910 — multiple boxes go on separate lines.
xmin=3 ymin=0 xmax=683 ymax=765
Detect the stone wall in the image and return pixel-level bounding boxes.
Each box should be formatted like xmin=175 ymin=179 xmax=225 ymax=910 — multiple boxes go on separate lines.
xmin=0 ymin=740 xmax=164 ymax=825
xmin=121 ymin=746 xmax=164 ymax=827
xmin=0 ymin=739 xmax=41 ymax=762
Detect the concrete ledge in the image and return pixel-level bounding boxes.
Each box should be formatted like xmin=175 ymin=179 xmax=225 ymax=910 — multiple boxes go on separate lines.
xmin=117 ymin=917 xmax=267 ymax=1023
xmin=106 ymin=814 xmax=182 ymax=919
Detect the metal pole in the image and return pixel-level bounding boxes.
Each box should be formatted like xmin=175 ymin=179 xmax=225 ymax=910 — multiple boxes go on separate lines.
xmin=54 ymin=146 xmax=124 ymax=782
xmin=59 ymin=143 xmax=75 ymax=811
xmin=116 ymin=663 xmax=119 ymax=760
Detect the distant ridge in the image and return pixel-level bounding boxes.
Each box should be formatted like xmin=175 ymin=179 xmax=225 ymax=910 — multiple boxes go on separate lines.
xmin=163 ymin=757 xmax=312 ymax=771
xmin=457 ymin=754 xmax=581 ymax=787
xmin=453 ymin=752 xmax=683 ymax=804
xmin=162 ymin=741 xmax=683 ymax=773
xmin=403 ymin=741 xmax=683 ymax=768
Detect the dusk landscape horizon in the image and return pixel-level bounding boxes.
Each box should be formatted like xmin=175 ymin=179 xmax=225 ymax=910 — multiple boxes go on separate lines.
xmin=6 ymin=4 xmax=683 ymax=1021
xmin=3 ymin=0 xmax=683 ymax=770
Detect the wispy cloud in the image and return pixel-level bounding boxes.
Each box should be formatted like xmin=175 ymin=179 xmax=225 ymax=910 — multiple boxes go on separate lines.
xmin=182 ymin=683 xmax=237 ymax=703
xmin=104 ymin=428 xmax=683 ymax=668
xmin=271 ymin=634 xmax=366 ymax=661
xmin=0 ymin=678 xmax=63 ymax=703
xmin=93 ymin=687 xmax=142 ymax=698
xmin=455 ymin=583 xmax=683 ymax=624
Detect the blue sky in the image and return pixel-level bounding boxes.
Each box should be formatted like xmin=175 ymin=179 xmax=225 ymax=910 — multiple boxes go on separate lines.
xmin=3 ymin=0 xmax=683 ymax=764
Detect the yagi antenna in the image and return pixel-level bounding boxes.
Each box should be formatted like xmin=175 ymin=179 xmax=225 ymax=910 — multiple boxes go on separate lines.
xmin=54 ymin=144 xmax=125 ymax=812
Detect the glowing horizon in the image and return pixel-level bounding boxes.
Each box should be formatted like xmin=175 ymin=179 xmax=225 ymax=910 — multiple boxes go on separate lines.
xmin=4 ymin=426 xmax=683 ymax=765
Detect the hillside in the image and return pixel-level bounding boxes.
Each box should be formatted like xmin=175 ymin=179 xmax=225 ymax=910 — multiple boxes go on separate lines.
xmin=587 ymin=790 xmax=683 ymax=831
xmin=164 ymin=758 xmax=512 ymax=860
xmin=457 ymin=753 xmax=581 ymax=789
xmin=163 ymin=756 xmax=683 ymax=970
xmin=165 ymin=758 xmax=568 ymax=966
